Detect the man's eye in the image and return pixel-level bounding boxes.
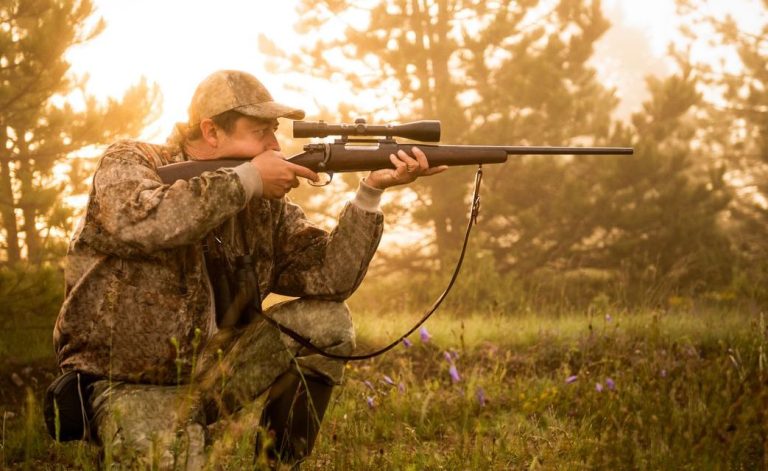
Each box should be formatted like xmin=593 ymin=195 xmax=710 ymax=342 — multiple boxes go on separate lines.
xmin=254 ymin=127 xmax=278 ymax=136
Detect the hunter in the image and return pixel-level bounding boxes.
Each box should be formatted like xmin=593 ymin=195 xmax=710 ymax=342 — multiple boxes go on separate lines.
xmin=50 ymin=69 xmax=444 ymax=469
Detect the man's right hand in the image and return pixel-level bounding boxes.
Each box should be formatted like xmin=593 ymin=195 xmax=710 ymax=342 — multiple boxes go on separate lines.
xmin=250 ymin=151 xmax=320 ymax=199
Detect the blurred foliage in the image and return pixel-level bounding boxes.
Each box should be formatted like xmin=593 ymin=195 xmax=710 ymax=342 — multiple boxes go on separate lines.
xmin=272 ymin=0 xmax=741 ymax=308
xmin=0 ymin=0 xmax=160 ymax=267
xmin=0 ymin=263 xmax=63 ymax=324
xmin=674 ymin=0 xmax=768 ymax=304
xmin=1 ymin=0 xmax=768 ymax=319
xmin=286 ymin=0 xmax=619 ymax=266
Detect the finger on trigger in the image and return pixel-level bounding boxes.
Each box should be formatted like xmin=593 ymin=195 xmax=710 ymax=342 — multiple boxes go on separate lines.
xmin=290 ymin=162 xmax=320 ymax=183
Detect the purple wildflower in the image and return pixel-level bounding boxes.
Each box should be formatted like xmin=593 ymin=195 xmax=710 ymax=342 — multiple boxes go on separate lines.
xmin=476 ymin=387 xmax=486 ymax=407
xmin=605 ymin=377 xmax=616 ymax=390
xmin=402 ymin=338 xmax=413 ymax=348
xmin=419 ymin=326 xmax=432 ymax=343
xmin=595 ymin=382 xmax=604 ymax=392
xmin=449 ymin=364 xmax=461 ymax=383
xmin=565 ymin=375 xmax=578 ymax=384
xmin=366 ymin=396 xmax=375 ymax=409
xmin=382 ymin=375 xmax=395 ymax=386
xmin=398 ymin=382 xmax=406 ymax=393
xmin=363 ymin=380 xmax=375 ymax=391
xmin=443 ymin=351 xmax=453 ymax=363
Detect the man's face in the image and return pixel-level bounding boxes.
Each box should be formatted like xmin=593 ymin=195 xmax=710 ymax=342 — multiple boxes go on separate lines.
xmin=214 ymin=116 xmax=280 ymax=158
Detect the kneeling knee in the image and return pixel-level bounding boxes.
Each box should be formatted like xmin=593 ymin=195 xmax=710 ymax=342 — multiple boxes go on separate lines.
xmin=268 ymin=298 xmax=356 ymax=351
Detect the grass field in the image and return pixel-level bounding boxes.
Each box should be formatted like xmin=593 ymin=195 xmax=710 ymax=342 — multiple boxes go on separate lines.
xmin=1 ymin=306 xmax=767 ymax=469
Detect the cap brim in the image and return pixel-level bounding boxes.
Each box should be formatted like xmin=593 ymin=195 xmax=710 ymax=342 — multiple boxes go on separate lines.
xmin=234 ymin=102 xmax=305 ymax=120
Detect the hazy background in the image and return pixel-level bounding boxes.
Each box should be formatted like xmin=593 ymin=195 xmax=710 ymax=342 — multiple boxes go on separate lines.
xmin=3 ymin=0 xmax=768 ymax=318
xmin=64 ymin=0 xmax=756 ymax=137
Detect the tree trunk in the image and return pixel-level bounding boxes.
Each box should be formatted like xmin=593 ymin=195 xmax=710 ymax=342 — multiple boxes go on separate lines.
xmin=17 ymin=134 xmax=41 ymax=264
xmin=409 ymin=0 xmax=469 ymax=265
xmin=0 ymin=125 xmax=21 ymax=265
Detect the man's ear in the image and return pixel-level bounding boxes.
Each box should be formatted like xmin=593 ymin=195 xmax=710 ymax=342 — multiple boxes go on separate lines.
xmin=199 ymin=119 xmax=219 ymax=147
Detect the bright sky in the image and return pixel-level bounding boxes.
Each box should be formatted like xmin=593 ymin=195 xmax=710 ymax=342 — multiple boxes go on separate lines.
xmin=66 ymin=0 xmax=764 ymax=141
xmin=66 ymin=0 xmax=305 ymax=141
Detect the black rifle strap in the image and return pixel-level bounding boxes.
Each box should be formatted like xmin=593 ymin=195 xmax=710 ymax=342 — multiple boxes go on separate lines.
xmin=237 ymin=210 xmax=263 ymax=326
xmin=257 ymin=166 xmax=484 ymax=361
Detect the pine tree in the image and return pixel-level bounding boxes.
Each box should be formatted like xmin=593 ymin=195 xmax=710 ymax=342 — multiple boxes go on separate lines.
xmin=279 ymin=0 xmax=619 ymax=269
xmin=604 ymin=65 xmax=731 ymax=301
xmin=484 ymin=54 xmax=733 ymax=304
xmin=675 ymin=0 xmax=768 ymax=301
xmin=269 ymin=0 xmax=732 ymax=305
xmin=0 ymin=0 xmax=159 ymax=266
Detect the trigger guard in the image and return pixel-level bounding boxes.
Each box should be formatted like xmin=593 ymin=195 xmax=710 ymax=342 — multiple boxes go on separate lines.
xmin=310 ymin=172 xmax=333 ymax=187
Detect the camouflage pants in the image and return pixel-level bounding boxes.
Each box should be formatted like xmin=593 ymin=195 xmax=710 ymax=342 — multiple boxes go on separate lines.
xmin=88 ymin=299 xmax=355 ymax=470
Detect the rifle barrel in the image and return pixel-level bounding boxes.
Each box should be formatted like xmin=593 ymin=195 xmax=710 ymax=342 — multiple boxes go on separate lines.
xmin=449 ymin=145 xmax=634 ymax=156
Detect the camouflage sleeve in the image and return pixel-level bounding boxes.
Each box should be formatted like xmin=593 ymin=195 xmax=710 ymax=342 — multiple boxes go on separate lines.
xmin=92 ymin=145 xmax=247 ymax=254
xmin=272 ymin=200 xmax=384 ymax=300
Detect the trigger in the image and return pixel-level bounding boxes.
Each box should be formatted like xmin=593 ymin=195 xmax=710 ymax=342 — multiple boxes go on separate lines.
xmin=310 ymin=172 xmax=333 ymax=187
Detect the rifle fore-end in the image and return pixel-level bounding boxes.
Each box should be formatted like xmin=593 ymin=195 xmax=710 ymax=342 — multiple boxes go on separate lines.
xmin=287 ymin=144 xmax=509 ymax=173
xmin=156 ymin=143 xmax=632 ymax=184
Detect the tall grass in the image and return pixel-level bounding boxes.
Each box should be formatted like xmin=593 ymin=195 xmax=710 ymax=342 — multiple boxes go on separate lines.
xmin=1 ymin=307 xmax=766 ymax=469
xmin=316 ymin=307 xmax=768 ymax=469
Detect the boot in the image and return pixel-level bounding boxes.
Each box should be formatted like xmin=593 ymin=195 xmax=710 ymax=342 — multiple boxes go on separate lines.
xmin=256 ymin=370 xmax=334 ymax=467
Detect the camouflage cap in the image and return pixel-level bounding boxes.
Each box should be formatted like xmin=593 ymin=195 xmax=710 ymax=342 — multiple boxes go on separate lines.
xmin=188 ymin=70 xmax=305 ymax=124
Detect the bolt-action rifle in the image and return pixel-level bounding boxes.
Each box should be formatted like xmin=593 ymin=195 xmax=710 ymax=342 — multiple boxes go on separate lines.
xmin=156 ymin=119 xmax=633 ymax=184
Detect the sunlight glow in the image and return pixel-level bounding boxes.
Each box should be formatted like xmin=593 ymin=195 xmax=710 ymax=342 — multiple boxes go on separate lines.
xmin=66 ymin=0 xmax=306 ymax=141
xmin=60 ymin=0 xmax=763 ymax=229
xmin=66 ymin=0 xmax=762 ymax=143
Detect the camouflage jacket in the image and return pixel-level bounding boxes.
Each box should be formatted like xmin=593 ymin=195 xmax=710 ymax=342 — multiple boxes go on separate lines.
xmin=53 ymin=140 xmax=384 ymax=384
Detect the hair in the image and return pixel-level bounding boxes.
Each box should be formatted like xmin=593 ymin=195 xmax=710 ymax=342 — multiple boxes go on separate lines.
xmin=185 ymin=110 xmax=244 ymax=141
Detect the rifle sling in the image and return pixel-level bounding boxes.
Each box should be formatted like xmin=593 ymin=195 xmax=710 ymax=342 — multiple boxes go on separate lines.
xmin=253 ymin=166 xmax=484 ymax=361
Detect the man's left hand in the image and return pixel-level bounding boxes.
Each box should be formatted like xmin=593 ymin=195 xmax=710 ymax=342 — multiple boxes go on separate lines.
xmin=364 ymin=146 xmax=447 ymax=190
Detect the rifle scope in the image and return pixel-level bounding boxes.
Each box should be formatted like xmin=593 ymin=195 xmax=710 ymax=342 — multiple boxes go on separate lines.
xmin=293 ymin=118 xmax=441 ymax=142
